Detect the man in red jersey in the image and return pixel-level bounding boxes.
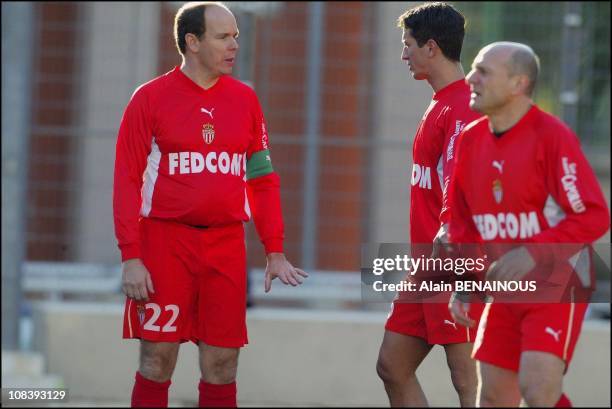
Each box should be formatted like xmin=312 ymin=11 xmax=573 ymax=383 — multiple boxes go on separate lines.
xmin=447 ymin=42 xmax=610 ymax=407
xmin=375 ymin=3 xmax=483 ymax=407
xmin=113 ymin=2 xmax=308 ymax=407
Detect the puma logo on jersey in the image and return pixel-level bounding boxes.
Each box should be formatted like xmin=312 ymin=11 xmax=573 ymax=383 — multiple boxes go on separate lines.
xmin=492 ymin=160 xmax=504 ymax=174
xmin=444 ymin=319 xmax=457 ymax=330
xmin=472 ymin=211 xmax=541 ymax=240
xmin=411 ymin=163 xmax=432 ymax=189
xmin=168 ymin=151 xmax=245 ymax=176
xmin=545 ymin=326 xmax=562 ymax=342
xmin=561 ymin=157 xmax=585 ymax=213
xmin=201 ymin=107 xmax=215 ymax=119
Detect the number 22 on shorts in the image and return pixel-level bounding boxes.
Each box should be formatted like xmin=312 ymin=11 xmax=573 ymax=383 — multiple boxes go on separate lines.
xmin=141 ymin=303 xmax=179 ymax=332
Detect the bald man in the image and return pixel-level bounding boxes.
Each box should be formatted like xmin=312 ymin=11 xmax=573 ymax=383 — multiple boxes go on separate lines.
xmin=446 ymin=42 xmax=609 ymax=407
xmin=113 ymin=2 xmax=307 ymax=406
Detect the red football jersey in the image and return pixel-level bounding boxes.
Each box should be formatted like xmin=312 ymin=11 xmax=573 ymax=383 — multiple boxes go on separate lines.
xmin=410 ymin=79 xmax=480 ymax=245
xmin=447 ymin=107 xmax=608 ymax=368
xmin=448 ymin=104 xmax=609 ymax=290
xmin=114 ymin=67 xmax=281 ymax=261
xmin=448 ymin=104 xmax=609 ymax=246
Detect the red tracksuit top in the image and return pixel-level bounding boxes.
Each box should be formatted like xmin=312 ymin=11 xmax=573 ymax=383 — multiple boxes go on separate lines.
xmin=448 ymin=104 xmax=610 ymax=262
xmin=113 ymin=67 xmax=283 ymax=261
xmin=449 ymin=105 xmax=610 ymax=243
xmin=410 ymin=79 xmax=481 ymax=246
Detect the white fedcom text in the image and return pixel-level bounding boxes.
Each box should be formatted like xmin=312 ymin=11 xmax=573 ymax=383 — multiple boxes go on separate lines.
xmin=168 ymin=151 xmax=246 ymax=176
xmin=472 ymin=211 xmax=541 ymax=240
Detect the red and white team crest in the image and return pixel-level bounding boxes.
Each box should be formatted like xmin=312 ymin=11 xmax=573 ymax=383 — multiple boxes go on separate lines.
xmin=202 ymin=123 xmax=215 ymax=144
xmin=492 ymin=179 xmax=503 ymax=204
xmin=136 ymin=304 xmax=145 ymax=325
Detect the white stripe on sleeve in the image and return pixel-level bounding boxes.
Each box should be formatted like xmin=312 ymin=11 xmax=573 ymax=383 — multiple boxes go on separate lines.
xmin=140 ymin=137 xmax=161 ymax=217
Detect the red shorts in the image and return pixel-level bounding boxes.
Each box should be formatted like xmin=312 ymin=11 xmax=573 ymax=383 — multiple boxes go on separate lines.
xmin=385 ymin=292 xmax=484 ymax=344
xmin=473 ymin=301 xmax=588 ymax=372
xmin=123 ymin=218 xmax=248 ymax=348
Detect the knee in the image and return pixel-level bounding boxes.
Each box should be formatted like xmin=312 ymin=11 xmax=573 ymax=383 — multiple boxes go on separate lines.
xmin=478 ymin=386 xmax=500 ymax=407
xmin=140 ymin=349 xmax=177 ymax=382
xmin=375 ymin=355 xmax=390 ymax=383
xmin=376 ymin=353 xmax=413 ymax=386
xmin=204 ymin=351 xmax=239 ymax=384
xmin=210 ymin=352 xmax=239 ymax=372
xmin=478 ymin=380 xmax=511 ymax=407
xmin=449 ymin=365 xmax=478 ymax=396
xmin=519 ymin=379 xmax=560 ymax=407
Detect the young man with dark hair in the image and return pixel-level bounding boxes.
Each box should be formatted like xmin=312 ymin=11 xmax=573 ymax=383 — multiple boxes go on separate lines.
xmin=113 ymin=2 xmax=307 ymax=407
xmin=376 ymin=2 xmax=482 ymax=407
xmin=448 ymin=41 xmax=610 ymax=407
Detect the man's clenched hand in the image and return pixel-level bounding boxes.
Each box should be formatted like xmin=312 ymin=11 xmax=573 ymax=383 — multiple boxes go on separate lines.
xmin=432 ymin=223 xmax=455 ymax=258
xmin=121 ymin=258 xmax=155 ymax=301
xmin=448 ymin=291 xmax=476 ymax=328
xmin=486 ymin=246 xmax=535 ymax=282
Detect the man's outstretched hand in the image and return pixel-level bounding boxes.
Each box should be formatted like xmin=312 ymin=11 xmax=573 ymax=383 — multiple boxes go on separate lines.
xmin=264 ymin=253 xmax=309 ymax=293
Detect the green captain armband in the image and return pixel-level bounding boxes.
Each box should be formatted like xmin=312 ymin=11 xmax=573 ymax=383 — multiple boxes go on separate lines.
xmin=246 ymin=149 xmax=274 ymax=180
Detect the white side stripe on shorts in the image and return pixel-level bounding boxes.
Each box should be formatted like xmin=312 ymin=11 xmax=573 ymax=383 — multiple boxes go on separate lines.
xmin=127 ymin=298 xmax=134 ymax=338
xmin=563 ymin=286 xmax=575 ymax=361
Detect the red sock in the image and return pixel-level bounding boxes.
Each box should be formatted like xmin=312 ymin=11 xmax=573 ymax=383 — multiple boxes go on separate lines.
xmin=131 ymin=371 xmax=171 ymax=408
xmin=555 ymin=393 xmax=572 ymax=408
xmin=198 ymin=380 xmax=237 ymax=408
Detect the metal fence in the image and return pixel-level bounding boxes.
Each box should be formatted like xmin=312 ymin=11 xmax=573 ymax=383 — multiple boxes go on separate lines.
xmin=457 ymin=1 xmax=611 ymax=148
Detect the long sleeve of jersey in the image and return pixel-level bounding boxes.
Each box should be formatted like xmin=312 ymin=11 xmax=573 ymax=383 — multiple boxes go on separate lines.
xmin=447 ymin=132 xmax=483 ymax=246
xmin=113 ymin=88 xmax=152 ymax=261
xmin=446 ymin=131 xmax=490 ymax=286
xmin=245 ymin=92 xmax=284 ymax=254
xmin=246 ymin=173 xmax=284 ymax=253
xmin=528 ymin=128 xmax=610 ymax=263
xmin=439 ymin=110 xmax=480 ymax=227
